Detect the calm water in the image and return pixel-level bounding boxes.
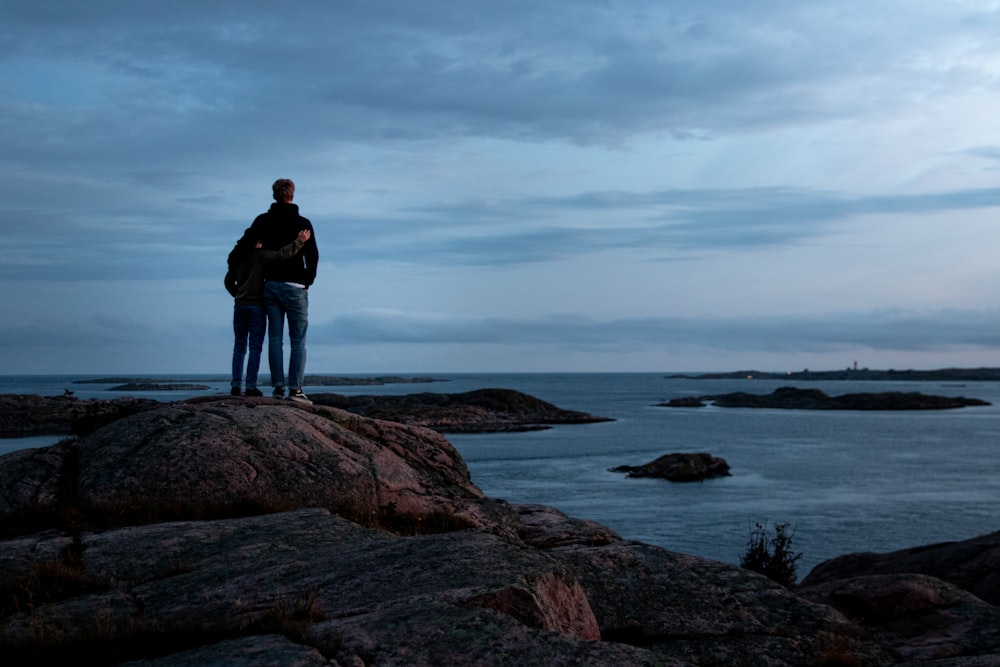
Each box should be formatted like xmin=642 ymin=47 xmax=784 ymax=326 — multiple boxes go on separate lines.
xmin=3 ymin=372 xmax=999 ymax=577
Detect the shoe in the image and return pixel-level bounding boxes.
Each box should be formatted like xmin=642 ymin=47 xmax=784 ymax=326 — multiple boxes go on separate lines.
xmin=288 ymin=389 xmax=312 ymax=404
xmin=230 ymin=387 xmax=241 ymax=396
xmin=272 ymin=387 xmax=285 ymax=399
xmin=245 ymin=388 xmax=263 ymax=397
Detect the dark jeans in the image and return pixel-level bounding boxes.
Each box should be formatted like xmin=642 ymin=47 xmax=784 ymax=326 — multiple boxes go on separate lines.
xmin=263 ymin=281 xmax=309 ymax=390
xmin=231 ymin=304 xmax=267 ymax=390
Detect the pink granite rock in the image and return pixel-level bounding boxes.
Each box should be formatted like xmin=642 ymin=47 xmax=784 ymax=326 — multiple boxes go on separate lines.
xmin=0 ymin=396 xmax=994 ymax=665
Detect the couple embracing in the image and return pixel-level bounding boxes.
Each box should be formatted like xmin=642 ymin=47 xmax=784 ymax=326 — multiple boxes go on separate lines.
xmin=225 ymin=178 xmax=319 ymax=403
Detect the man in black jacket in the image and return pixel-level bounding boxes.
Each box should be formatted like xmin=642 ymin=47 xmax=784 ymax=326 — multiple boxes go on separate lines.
xmin=248 ymin=178 xmax=319 ymax=403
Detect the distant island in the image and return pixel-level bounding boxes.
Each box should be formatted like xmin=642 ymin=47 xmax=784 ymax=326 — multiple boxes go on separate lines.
xmin=74 ymin=375 xmax=448 ymax=388
xmin=660 ymin=386 xmax=990 ymax=411
xmin=668 ymin=367 xmax=1000 ymax=382
xmin=108 ymin=383 xmax=211 ymax=392
xmin=302 ymin=375 xmax=448 ymax=386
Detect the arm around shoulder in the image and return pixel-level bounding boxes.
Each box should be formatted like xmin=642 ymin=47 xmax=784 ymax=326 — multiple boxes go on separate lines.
xmin=259 ymin=228 xmax=310 ymax=263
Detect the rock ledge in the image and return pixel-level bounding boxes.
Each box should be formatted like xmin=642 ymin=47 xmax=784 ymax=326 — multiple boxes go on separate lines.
xmin=1 ymin=396 xmax=997 ymax=665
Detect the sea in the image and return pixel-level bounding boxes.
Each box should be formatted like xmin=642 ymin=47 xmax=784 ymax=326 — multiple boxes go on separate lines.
xmin=2 ymin=372 xmax=999 ymax=578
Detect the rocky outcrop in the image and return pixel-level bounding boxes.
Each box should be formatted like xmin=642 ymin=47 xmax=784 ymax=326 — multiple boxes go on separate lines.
xmin=660 ymin=386 xmax=990 ymax=410
xmin=0 ymin=394 xmax=160 ymax=437
xmin=798 ymin=574 xmax=1000 ymax=664
xmin=797 ymin=533 xmax=1000 ymax=664
xmin=311 ymin=388 xmax=613 ymax=432
xmin=4 ymin=503 xmax=884 ymax=667
xmin=304 ymin=375 xmax=446 ymax=386
xmin=74 ymin=375 xmax=446 ymax=387
xmin=609 ymin=452 xmax=732 ymax=481
xmin=0 ymin=396 xmax=906 ymax=666
xmin=0 ymin=397 xmax=508 ymax=538
xmin=107 ymin=383 xmax=210 ymax=391
xmin=0 ymin=388 xmax=611 ymax=439
xmin=802 ymin=531 xmax=1000 ymax=606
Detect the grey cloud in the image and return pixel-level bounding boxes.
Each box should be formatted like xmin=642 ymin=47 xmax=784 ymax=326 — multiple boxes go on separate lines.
xmin=0 ymin=203 xmax=235 ymax=281
xmin=5 ymin=0 xmax=991 ymax=156
xmin=7 ymin=1 xmax=1000 ymax=280
xmin=333 ymin=185 xmax=1000 ymax=266
xmin=2 ymin=1 xmax=995 ymax=258
xmin=961 ymin=146 xmax=1000 ymax=170
xmin=8 ymin=179 xmax=1000 ymax=283
xmin=0 ymin=312 xmax=155 ymax=348
xmin=314 ymin=307 xmax=1000 ymax=354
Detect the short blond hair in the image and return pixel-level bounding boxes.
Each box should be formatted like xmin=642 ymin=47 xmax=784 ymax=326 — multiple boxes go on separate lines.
xmin=272 ymin=178 xmax=295 ymax=202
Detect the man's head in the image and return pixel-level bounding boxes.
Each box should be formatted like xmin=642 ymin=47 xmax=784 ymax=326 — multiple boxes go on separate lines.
xmin=272 ymin=178 xmax=295 ymax=203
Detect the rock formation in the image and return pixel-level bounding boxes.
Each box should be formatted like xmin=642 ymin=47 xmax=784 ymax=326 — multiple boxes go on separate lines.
xmin=802 ymin=532 xmax=1000 ymax=606
xmin=660 ymin=386 xmax=990 ymax=410
xmin=311 ymin=388 xmax=613 ymax=432
xmin=0 ymin=396 xmax=997 ymax=665
xmin=0 ymin=388 xmax=611 ymax=440
xmin=74 ymin=375 xmax=447 ymax=387
xmin=798 ymin=573 xmax=1000 ymax=663
xmin=610 ymin=452 xmax=732 ymax=481
xmin=107 ymin=382 xmax=211 ymax=391
xmin=0 ymin=394 xmax=160 ymax=437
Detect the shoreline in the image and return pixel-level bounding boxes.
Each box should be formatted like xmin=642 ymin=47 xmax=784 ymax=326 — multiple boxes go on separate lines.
xmin=669 ymin=366 xmax=1000 ymax=381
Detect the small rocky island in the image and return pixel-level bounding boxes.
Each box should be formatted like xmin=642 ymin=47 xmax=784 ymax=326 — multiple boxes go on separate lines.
xmin=610 ymin=452 xmax=732 ymax=481
xmin=660 ymin=386 xmax=990 ymax=410
xmin=311 ymin=388 xmax=613 ymax=433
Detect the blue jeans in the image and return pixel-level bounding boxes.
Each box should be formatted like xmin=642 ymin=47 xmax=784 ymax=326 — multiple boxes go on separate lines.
xmin=231 ymin=305 xmax=267 ymax=390
xmin=263 ymin=281 xmax=309 ymax=390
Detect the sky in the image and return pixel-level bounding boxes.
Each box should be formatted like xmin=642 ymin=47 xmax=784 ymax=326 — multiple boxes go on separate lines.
xmin=5 ymin=1 xmax=1000 ymax=375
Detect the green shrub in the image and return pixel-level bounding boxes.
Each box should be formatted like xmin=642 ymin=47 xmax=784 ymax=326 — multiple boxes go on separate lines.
xmin=740 ymin=521 xmax=802 ymax=588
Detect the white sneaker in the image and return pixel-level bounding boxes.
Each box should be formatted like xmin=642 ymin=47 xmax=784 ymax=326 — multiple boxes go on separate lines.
xmin=288 ymin=390 xmax=312 ymax=404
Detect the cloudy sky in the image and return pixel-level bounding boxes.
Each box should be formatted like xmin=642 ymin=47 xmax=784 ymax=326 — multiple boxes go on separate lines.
xmin=4 ymin=1 xmax=1000 ymax=375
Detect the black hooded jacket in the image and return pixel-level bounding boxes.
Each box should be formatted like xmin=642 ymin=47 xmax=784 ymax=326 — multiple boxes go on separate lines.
xmin=248 ymin=202 xmax=318 ymax=286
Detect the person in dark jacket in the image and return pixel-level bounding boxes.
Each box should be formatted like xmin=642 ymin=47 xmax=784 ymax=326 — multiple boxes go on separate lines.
xmin=225 ymin=228 xmax=311 ymax=396
xmin=247 ymin=178 xmax=319 ymax=403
